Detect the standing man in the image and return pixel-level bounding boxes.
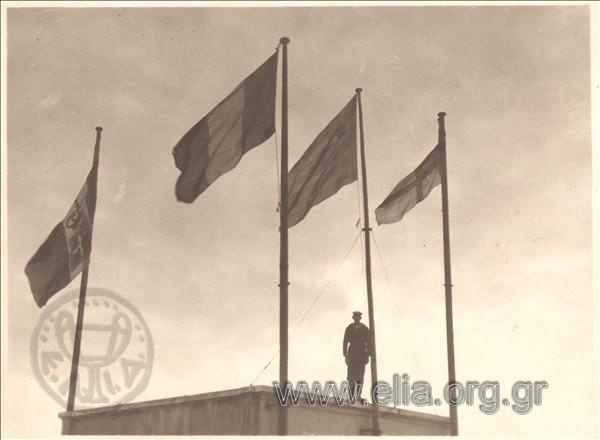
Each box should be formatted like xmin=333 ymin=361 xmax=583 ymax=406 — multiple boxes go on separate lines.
xmin=343 ymin=311 xmax=371 ymax=403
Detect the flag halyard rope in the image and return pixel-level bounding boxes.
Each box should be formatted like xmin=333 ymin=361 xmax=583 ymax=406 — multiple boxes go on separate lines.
xmin=250 ymin=230 xmax=362 ymax=386
xmin=370 ymin=230 xmax=439 ymax=416
xmin=274 ymin=131 xmax=281 ymax=211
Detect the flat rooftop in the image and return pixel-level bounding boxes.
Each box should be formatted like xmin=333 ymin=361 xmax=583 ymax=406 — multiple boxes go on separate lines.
xmin=60 ymin=385 xmax=451 ymax=435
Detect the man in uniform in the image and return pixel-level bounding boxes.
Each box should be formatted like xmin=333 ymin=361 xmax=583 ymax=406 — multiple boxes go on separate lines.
xmin=342 ymin=311 xmax=371 ymax=403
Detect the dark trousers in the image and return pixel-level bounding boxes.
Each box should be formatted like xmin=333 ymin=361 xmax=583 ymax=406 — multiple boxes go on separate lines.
xmin=346 ymin=354 xmax=367 ymax=399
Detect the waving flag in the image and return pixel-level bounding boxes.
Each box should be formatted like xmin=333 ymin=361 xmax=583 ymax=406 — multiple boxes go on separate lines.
xmin=287 ymin=96 xmax=358 ymax=227
xmin=173 ymin=52 xmax=278 ymax=203
xmin=375 ymin=145 xmax=442 ymax=225
xmin=25 ymin=149 xmax=99 ymax=307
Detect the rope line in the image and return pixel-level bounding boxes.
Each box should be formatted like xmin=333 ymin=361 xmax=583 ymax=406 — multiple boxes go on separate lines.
xmin=370 ymin=230 xmax=439 ymax=415
xmin=355 ymin=181 xmax=362 ymax=228
xmin=273 ymin=131 xmax=281 ymax=210
xmin=294 ymin=231 xmax=362 ymax=330
xmin=371 ymin=231 xmax=402 ymax=315
xmin=249 ymin=349 xmax=279 ymax=387
xmin=274 ymin=41 xmax=282 ymax=211
xmin=250 ymin=230 xmax=362 ymax=385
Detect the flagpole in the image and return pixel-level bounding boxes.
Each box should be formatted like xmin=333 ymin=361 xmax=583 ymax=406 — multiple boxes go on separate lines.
xmin=355 ymin=88 xmax=381 ymax=436
xmin=278 ymin=36 xmax=290 ymax=436
xmin=438 ymin=112 xmax=458 ymax=436
xmin=66 ymin=126 xmax=102 ymax=412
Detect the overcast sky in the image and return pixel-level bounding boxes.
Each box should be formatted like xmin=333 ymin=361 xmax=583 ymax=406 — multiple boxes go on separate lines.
xmin=3 ymin=4 xmax=597 ymax=438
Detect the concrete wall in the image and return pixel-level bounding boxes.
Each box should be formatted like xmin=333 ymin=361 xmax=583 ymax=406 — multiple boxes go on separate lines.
xmin=60 ymin=386 xmax=450 ymax=435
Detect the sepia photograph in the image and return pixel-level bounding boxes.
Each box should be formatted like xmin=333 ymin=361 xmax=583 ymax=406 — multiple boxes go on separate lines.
xmin=1 ymin=2 xmax=598 ymax=437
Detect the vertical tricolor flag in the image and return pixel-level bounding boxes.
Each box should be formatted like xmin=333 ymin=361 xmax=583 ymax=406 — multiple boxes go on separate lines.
xmin=287 ymin=96 xmax=358 ymax=227
xmin=25 ymin=147 xmax=99 ymax=307
xmin=375 ymin=145 xmax=443 ymax=225
xmin=173 ymin=52 xmax=278 ymax=203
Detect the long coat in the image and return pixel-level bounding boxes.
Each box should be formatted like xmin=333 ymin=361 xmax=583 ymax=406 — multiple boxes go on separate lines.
xmin=343 ymin=322 xmax=371 ymax=365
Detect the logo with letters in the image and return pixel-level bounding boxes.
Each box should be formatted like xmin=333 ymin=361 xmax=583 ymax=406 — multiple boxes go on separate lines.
xmin=31 ymin=287 xmax=153 ymax=409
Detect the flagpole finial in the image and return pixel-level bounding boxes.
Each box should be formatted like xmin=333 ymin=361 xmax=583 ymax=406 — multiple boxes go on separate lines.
xmin=280 ymin=37 xmax=290 ymax=45
xmin=95 ymin=127 xmax=103 ymax=132
xmin=437 ymin=112 xmax=446 ymax=118
xmin=355 ymin=88 xmax=363 ymax=93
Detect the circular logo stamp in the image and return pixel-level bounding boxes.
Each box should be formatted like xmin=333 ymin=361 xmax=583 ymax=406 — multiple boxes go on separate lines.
xmin=31 ymin=287 xmax=153 ymax=409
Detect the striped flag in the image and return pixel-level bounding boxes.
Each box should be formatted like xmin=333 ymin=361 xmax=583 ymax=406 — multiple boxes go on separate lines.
xmin=25 ymin=154 xmax=99 ymax=307
xmin=288 ymin=96 xmax=357 ymax=227
xmin=375 ymin=145 xmax=443 ymax=225
xmin=173 ymin=52 xmax=278 ymax=203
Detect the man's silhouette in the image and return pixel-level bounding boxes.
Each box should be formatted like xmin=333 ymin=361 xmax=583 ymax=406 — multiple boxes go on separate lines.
xmin=342 ymin=311 xmax=370 ymax=402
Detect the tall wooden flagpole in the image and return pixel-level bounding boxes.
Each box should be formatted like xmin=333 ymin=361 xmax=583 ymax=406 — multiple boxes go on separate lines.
xmin=438 ymin=112 xmax=458 ymax=436
xmin=66 ymin=126 xmax=103 ymax=412
xmin=355 ymin=88 xmax=381 ymax=435
xmin=278 ymin=36 xmax=290 ymax=436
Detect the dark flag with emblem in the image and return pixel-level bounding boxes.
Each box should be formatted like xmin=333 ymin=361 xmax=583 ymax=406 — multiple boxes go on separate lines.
xmin=287 ymin=96 xmax=358 ymax=227
xmin=173 ymin=52 xmax=278 ymax=203
xmin=25 ymin=138 xmax=100 ymax=307
xmin=375 ymin=144 xmax=443 ymax=225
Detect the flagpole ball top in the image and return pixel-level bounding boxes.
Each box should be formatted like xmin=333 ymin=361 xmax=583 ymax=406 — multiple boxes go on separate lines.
xmin=280 ymin=37 xmax=290 ymax=44
xmin=355 ymin=88 xmax=363 ymax=93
